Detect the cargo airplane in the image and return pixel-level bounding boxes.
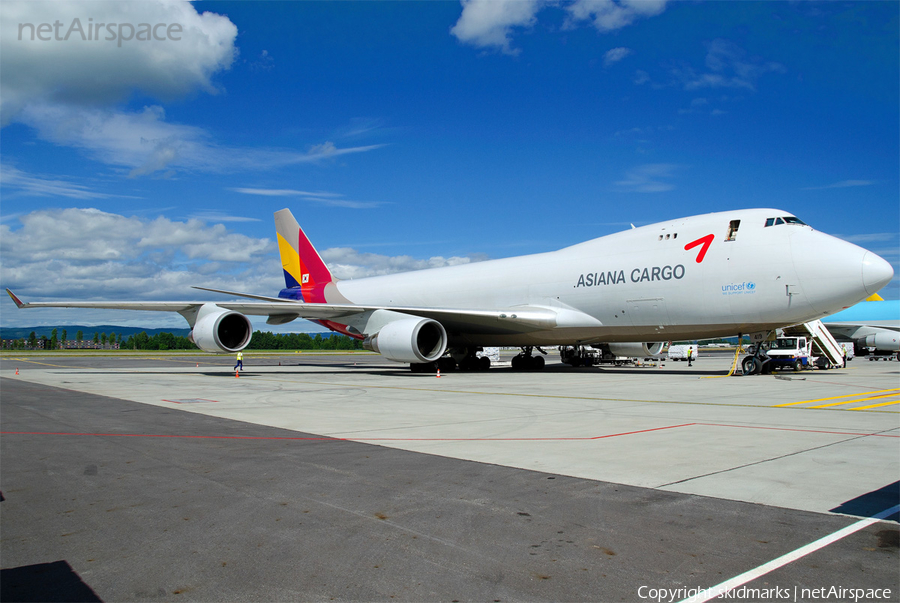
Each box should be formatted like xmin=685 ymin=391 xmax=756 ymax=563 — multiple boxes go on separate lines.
xmin=6 ymin=208 xmax=894 ymax=372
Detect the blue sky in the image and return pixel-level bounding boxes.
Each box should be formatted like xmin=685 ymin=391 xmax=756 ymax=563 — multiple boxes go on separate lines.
xmin=1 ymin=0 xmax=898 ymax=330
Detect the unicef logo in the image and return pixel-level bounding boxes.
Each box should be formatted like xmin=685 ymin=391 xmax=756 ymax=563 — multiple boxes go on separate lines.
xmin=722 ymin=281 xmax=758 ymax=294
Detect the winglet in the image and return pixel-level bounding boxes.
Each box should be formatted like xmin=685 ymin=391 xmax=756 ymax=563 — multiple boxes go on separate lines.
xmin=6 ymin=288 xmax=26 ymax=308
xmin=866 ymin=293 xmax=884 ymax=301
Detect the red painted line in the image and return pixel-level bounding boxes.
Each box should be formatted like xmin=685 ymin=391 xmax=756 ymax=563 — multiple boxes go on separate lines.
xmin=694 ymin=423 xmax=900 ymax=438
xmin=0 ymin=431 xmax=338 ymax=441
xmin=590 ymin=422 xmax=695 ymax=440
xmin=4 ymin=423 xmax=894 ymax=442
xmin=0 ymin=423 xmax=694 ymax=442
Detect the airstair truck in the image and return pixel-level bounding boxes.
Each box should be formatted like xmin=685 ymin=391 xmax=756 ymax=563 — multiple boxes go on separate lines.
xmin=766 ymin=320 xmax=845 ymax=371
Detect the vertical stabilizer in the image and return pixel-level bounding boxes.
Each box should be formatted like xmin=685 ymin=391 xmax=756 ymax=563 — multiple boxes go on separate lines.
xmin=274 ymin=209 xmax=334 ymax=303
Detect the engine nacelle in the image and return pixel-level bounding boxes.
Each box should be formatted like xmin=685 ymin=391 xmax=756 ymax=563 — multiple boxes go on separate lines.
xmin=363 ymin=317 xmax=448 ymax=364
xmin=189 ymin=304 xmax=253 ymax=353
xmin=607 ymin=342 xmax=665 ymax=358
xmin=864 ymin=332 xmax=900 ymax=351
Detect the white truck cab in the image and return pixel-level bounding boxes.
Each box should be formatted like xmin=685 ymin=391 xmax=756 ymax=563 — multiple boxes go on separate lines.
xmin=765 ymin=336 xmax=812 ymax=371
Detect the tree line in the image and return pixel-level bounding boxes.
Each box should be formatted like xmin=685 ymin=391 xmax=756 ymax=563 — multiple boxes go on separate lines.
xmin=4 ymin=329 xmax=364 ymax=351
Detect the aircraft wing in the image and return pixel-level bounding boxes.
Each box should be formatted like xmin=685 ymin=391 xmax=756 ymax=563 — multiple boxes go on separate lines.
xmin=825 ymin=322 xmax=899 ymax=331
xmin=824 ymin=322 xmax=900 ymax=340
xmin=192 ymin=286 xmax=561 ymax=333
xmin=6 ymin=287 xmax=565 ymax=334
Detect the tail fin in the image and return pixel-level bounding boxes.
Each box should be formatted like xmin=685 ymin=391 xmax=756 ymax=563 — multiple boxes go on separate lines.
xmin=274 ymin=209 xmax=334 ymax=303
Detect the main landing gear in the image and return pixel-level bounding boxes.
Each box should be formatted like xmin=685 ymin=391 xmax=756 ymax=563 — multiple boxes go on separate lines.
xmin=511 ymin=346 xmax=546 ymax=371
xmin=410 ymin=347 xmax=491 ymax=373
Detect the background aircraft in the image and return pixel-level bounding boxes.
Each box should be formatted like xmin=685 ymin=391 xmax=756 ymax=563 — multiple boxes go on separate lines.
xmin=8 ymin=207 xmax=893 ymax=371
xmin=823 ymin=298 xmax=900 ymax=358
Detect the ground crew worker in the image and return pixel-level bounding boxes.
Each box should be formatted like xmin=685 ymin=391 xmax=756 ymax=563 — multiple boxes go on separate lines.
xmin=234 ymin=351 xmax=243 ymax=371
xmin=687 ymin=346 xmax=693 ymax=367
xmin=842 ymin=346 xmax=847 ymax=368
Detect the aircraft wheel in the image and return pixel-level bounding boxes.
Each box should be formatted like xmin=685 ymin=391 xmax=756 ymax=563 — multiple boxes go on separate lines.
xmin=511 ymin=355 xmax=524 ymax=371
xmin=741 ymin=357 xmax=759 ymax=375
xmin=437 ymin=357 xmax=457 ymax=373
xmin=531 ymin=355 xmax=545 ymax=371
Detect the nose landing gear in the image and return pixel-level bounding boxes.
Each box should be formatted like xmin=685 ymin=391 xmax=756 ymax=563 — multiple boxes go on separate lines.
xmin=741 ymin=343 xmax=772 ymax=375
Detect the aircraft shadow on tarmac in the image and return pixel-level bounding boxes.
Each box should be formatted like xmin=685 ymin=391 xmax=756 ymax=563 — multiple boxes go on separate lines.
xmin=0 ymin=560 xmax=103 ymax=603
xmin=830 ymin=481 xmax=900 ymax=522
xmin=174 ymin=368 xmax=733 ymax=378
xmin=54 ymin=366 xmax=735 ymax=378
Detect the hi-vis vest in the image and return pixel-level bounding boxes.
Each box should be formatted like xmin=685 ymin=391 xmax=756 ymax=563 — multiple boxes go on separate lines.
xmin=237 ymin=352 xmax=243 ymax=360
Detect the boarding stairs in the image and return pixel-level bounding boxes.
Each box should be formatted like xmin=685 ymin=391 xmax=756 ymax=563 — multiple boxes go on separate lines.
xmin=781 ymin=319 xmax=844 ymax=367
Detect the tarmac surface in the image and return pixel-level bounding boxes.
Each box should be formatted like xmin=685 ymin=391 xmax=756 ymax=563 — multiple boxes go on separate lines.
xmin=1 ymin=351 xmax=898 ymax=602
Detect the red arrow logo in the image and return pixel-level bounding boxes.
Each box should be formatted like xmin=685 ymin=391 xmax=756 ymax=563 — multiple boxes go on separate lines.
xmin=684 ymin=234 xmax=714 ymax=263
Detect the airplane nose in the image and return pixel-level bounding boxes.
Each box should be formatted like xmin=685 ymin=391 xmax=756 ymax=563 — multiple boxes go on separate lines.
xmin=862 ymin=251 xmax=894 ymax=296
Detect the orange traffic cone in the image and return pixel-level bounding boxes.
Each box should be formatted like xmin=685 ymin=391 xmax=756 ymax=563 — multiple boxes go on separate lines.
xmin=15 ymin=368 xmax=19 ymax=375
xmin=436 ymin=369 xmax=441 ymax=378
xmin=235 ymin=370 xmax=239 ymax=378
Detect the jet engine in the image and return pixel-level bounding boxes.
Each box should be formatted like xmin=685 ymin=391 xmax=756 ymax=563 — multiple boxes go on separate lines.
xmin=189 ymin=304 xmax=253 ymax=353
xmin=363 ymin=317 xmax=448 ymax=364
xmin=864 ymin=332 xmax=900 ymax=351
xmin=607 ymin=342 xmax=665 ymax=358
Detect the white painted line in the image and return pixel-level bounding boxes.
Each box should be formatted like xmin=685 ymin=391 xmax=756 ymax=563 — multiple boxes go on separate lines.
xmin=678 ymin=504 xmax=900 ymax=603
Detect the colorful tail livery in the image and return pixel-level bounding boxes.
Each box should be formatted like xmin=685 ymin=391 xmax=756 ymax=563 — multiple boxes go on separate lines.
xmin=274 ymin=209 xmax=334 ymax=303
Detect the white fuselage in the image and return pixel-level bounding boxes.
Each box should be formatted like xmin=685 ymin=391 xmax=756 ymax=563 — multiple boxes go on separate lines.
xmin=331 ymin=209 xmax=892 ymax=346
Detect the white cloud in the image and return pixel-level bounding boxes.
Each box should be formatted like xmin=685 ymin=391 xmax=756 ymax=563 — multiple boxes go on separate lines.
xmin=2 ymin=1 xmax=384 ymax=177
xmin=0 ymin=164 xmax=138 ymax=199
xmin=802 ymin=180 xmax=875 ymax=191
xmin=672 ymin=39 xmax=785 ymax=91
xmin=567 ymin=0 xmax=668 ymax=32
xmin=321 ymin=248 xmax=483 ymax=280
xmin=451 ymin=0 xmax=668 ymax=53
xmin=614 ymin=163 xmax=679 ymax=193
xmin=231 ymin=187 xmax=382 ymax=209
xmin=451 ymin=0 xmax=544 ymax=55
xmin=603 ymin=47 xmax=632 ymax=67
xmin=15 ymin=103 xmax=385 ymax=176
xmin=1 ymin=0 xmax=238 ymax=125
xmin=231 ymin=188 xmax=330 ymax=197
xmin=834 ymin=232 xmax=897 ymax=244
xmin=189 ymin=212 xmax=261 ymax=223
xmin=0 ymin=208 xmax=286 ymax=326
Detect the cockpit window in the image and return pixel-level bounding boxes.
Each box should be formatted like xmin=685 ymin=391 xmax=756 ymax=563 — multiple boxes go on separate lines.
xmin=765 ymin=216 xmax=807 ymax=227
